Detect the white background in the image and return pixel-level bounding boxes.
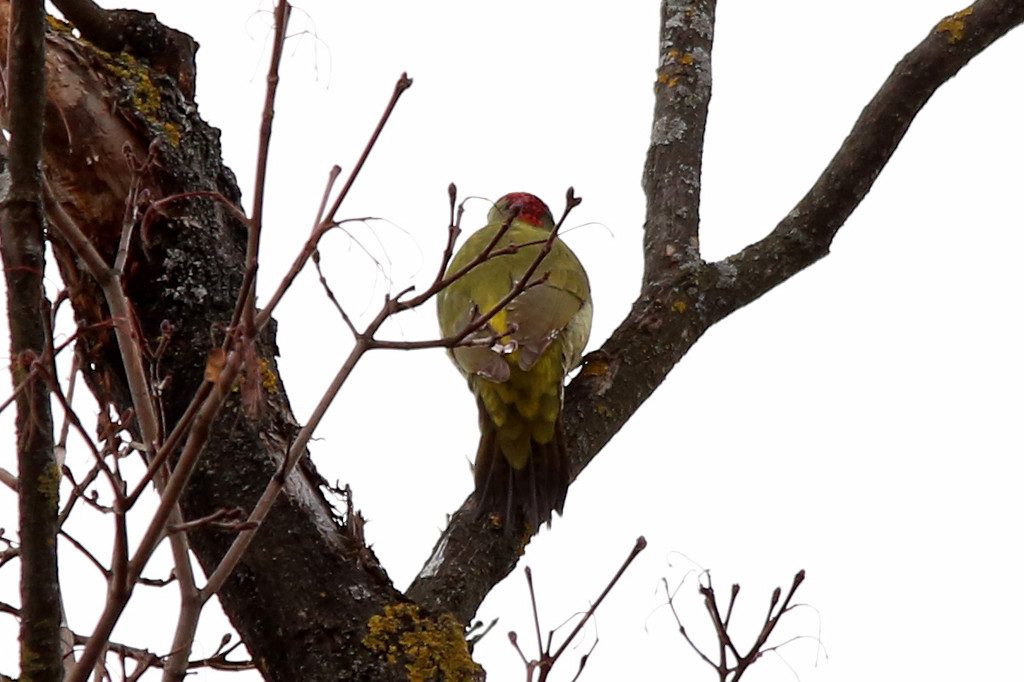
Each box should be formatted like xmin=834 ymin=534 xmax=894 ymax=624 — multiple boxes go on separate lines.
xmin=1 ymin=1 xmax=1022 ymax=680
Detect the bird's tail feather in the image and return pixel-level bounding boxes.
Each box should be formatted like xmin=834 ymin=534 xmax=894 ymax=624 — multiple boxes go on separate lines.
xmin=473 ymin=413 xmax=569 ymax=531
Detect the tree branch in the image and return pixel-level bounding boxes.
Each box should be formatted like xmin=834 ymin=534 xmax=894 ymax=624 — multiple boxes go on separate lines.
xmin=406 ymin=0 xmax=1024 ymax=622
xmin=708 ymin=1 xmax=1024 ymax=317
xmin=643 ymin=0 xmax=715 ymax=276
xmin=0 ymin=0 xmax=62 ymax=678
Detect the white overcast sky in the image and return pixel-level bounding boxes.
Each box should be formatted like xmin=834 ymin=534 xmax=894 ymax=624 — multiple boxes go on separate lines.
xmin=2 ymin=1 xmax=1023 ymax=680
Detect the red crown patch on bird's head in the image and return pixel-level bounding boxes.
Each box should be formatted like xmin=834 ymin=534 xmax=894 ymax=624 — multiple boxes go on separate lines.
xmin=491 ymin=192 xmax=556 ymax=230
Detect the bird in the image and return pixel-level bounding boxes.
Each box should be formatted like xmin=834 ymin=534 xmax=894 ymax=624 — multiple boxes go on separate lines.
xmin=436 ymin=192 xmax=592 ymax=530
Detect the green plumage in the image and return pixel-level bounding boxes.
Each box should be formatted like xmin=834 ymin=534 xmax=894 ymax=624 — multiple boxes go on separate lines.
xmin=437 ymin=193 xmax=592 ymax=528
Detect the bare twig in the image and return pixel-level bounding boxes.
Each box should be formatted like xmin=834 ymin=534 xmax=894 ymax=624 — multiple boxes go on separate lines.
xmin=113 ymin=141 xmax=158 ymax=276
xmin=322 ymin=73 xmax=412 ymax=224
xmin=312 ymin=245 xmax=358 ymax=335
xmin=58 ymin=529 xmax=110 ymax=578
xmin=569 ymin=638 xmax=598 ymax=682
xmin=0 ymin=536 xmax=18 ymax=571
xmin=254 ymin=72 xmax=413 ymax=333
xmin=0 ymin=467 xmax=16 ymax=491
xmin=663 ymin=575 xmax=717 ymax=670
xmin=510 ymin=537 xmax=646 ymax=681
xmin=525 ymin=567 xmax=544 ymax=660
xmin=240 ymin=0 xmax=291 ymax=337
xmin=466 ymin=617 xmax=498 ymax=648
xmin=54 ymin=352 xmax=79 ymax=457
xmin=37 ymin=361 xmax=118 ymax=493
xmin=550 ymin=536 xmax=646 ymax=663
xmin=257 ymin=215 xmax=373 ymax=336
xmin=42 ymin=188 xmax=161 ymax=462
xmin=166 ymin=507 xmax=254 ymax=534
xmin=59 ymin=461 xmax=111 ymax=516
xmin=666 ymin=569 xmax=810 ymax=681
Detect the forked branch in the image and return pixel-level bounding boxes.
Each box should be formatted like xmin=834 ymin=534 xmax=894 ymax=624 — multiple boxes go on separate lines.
xmin=664 ymin=570 xmax=815 ymax=681
xmin=406 ymin=0 xmax=1024 ymax=624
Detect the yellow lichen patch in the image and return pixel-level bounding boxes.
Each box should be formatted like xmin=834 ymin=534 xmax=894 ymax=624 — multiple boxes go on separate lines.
xmin=258 ymin=357 xmax=279 ymax=394
xmin=656 ymin=72 xmax=681 ymax=89
xmin=38 ymin=462 xmax=62 ymax=507
xmin=936 ymin=7 xmax=973 ymax=44
xmin=77 ymin=35 xmax=182 ymax=143
xmin=672 ymin=300 xmax=688 ymax=314
xmin=102 ymin=52 xmax=162 ymax=119
xmin=363 ymin=603 xmax=481 ymax=682
xmin=46 ymin=14 xmax=74 ymax=33
xmin=656 ymin=48 xmax=687 ymax=89
xmin=162 ymin=121 xmax=182 ymax=147
xmin=595 ymin=401 xmax=611 ymax=418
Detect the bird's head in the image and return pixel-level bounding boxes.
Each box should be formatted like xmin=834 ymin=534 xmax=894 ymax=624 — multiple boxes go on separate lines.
xmin=488 ymin=192 xmax=556 ymax=231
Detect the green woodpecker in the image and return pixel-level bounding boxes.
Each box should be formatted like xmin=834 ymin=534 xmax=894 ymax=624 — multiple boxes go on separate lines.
xmin=437 ymin=192 xmax=592 ymax=529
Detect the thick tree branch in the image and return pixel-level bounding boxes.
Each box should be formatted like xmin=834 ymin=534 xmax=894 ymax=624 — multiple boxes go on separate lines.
xmin=643 ymin=0 xmax=715 ymax=276
xmin=0 ymin=0 xmax=62 ymax=679
xmin=708 ymin=0 xmax=1024 ymax=317
xmin=407 ymin=0 xmax=1024 ymax=623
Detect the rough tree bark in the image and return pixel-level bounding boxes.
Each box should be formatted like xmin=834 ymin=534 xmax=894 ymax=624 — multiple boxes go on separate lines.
xmin=2 ymin=0 xmax=1021 ymax=680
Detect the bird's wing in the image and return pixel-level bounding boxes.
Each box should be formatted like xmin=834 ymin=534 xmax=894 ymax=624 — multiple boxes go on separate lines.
xmin=506 ymin=279 xmax=586 ymax=371
xmin=444 ymin=298 xmax=512 ymax=382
